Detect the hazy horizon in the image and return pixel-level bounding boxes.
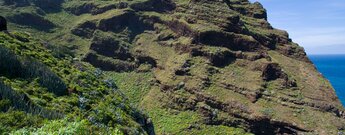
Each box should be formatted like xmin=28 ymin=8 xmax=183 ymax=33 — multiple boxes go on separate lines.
xmin=250 ymin=0 xmax=345 ymax=55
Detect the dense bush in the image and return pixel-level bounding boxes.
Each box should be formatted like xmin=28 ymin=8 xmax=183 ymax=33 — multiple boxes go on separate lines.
xmin=0 ymin=80 xmax=63 ymax=119
xmin=0 ymin=45 xmax=24 ymax=78
xmin=0 ymin=99 xmax=11 ymax=112
xmin=0 ymin=32 xmax=152 ymax=134
xmin=0 ymin=110 xmax=44 ymax=133
xmin=0 ymin=45 xmax=67 ymax=96
xmin=22 ymin=59 xmax=67 ymax=96
xmin=12 ymin=117 xmax=123 ymax=135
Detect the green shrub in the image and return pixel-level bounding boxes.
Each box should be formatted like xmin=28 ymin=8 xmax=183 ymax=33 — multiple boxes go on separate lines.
xmin=12 ymin=117 xmax=124 ymax=135
xmin=0 ymin=45 xmax=67 ymax=96
xmin=0 ymin=32 xmax=150 ymax=134
xmin=0 ymin=80 xmax=63 ymax=119
xmin=0 ymin=109 xmax=44 ymax=133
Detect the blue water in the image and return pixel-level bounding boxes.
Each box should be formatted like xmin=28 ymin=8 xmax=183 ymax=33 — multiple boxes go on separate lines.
xmin=309 ymin=55 xmax=345 ymax=105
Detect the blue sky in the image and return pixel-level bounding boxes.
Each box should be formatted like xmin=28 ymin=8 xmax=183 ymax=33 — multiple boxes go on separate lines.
xmin=249 ymin=0 xmax=345 ymax=54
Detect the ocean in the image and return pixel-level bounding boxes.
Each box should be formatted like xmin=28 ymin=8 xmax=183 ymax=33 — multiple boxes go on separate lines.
xmin=309 ymin=55 xmax=345 ymax=105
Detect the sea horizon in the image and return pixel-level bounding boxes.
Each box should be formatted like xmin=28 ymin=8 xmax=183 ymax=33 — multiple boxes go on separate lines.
xmin=309 ymin=54 xmax=345 ymax=106
xmin=308 ymin=54 xmax=345 ymax=56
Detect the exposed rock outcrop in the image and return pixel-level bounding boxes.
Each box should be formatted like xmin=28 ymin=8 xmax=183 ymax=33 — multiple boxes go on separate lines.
xmin=65 ymin=2 xmax=128 ymax=15
xmin=261 ymin=63 xmax=287 ymax=81
xmin=3 ymin=0 xmax=63 ymax=12
xmin=2 ymin=0 xmax=344 ymax=134
xmin=9 ymin=12 xmax=55 ymax=31
xmin=83 ymin=52 xmax=136 ymax=72
xmin=130 ymin=0 xmax=176 ymax=12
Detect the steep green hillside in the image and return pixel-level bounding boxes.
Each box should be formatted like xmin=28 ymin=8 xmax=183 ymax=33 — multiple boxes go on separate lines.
xmin=1 ymin=0 xmax=345 ymax=134
xmin=0 ymin=32 xmax=153 ymax=134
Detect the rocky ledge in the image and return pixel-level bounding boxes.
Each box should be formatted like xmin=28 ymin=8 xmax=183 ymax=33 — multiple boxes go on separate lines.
xmin=1 ymin=0 xmax=344 ymax=134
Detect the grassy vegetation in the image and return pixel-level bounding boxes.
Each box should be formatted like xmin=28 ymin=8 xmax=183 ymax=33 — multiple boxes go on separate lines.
xmin=0 ymin=31 xmax=151 ymax=134
xmin=140 ymin=87 xmax=252 ymax=134
xmin=105 ymin=72 xmax=153 ymax=104
xmin=212 ymin=61 xmax=263 ymax=91
xmin=181 ymin=125 xmax=252 ymax=135
xmin=12 ymin=117 xmax=123 ymax=135
xmin=0 ymin=110 xmax=44 ymax=133
xmin=1 ymin=0 xmax=344 ymax=134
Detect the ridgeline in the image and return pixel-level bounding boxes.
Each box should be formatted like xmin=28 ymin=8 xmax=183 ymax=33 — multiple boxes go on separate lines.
xmin=0 ymin=0 xmax=344 ymax=134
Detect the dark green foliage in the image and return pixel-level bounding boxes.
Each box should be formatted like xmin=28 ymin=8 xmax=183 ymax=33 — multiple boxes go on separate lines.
xmin=2 ymin=0 xmax=63 ymax=12
xmin=0 ymin=16 xmax=7 ymax=31
xmin=87 ymin=92 xmax=152 ymax=134
xmin=0 ymin=45 xmax=67 ymax=96
xmin=0 ymin=99 xmax=11 ymax=112
xmin=0 ymin=110 xmax=44 ymax=133
xmin=1 ymin=0 xmax=343 ymax=134
xmin=43 ymin=42 xmax=75 ymax=58
xmin=0 ymin=80 xmax=64 ymax=119
xmin=2 ymin=0 xmax=30 ymax=7
xmin=0 ymin=32 xmax=153 ymax=134
xmin=9 ymin=12 xmax=56 ymax=31
xmin=0 ymin=45 xmax=24 ymax=78
xmin=22 ymin=59 xmax=67 ymax=96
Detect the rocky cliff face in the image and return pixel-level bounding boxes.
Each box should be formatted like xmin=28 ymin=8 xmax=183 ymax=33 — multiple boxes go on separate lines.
xmin=1 ymin=0 xmax=344 ymax=134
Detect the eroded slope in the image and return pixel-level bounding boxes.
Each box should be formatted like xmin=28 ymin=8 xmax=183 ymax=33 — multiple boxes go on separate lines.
xmin=1 ymin=0 xmax=344 ymax=134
